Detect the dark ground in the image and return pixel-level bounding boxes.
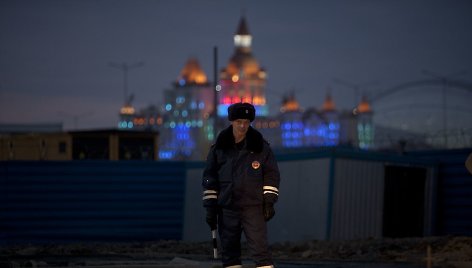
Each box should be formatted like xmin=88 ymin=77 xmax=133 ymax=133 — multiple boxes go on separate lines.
xmin=1 ymin=236 xmax=471 ymax=267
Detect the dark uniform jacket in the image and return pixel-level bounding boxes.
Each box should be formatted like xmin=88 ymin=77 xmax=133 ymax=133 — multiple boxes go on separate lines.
xmin=202 ymin=125 xmax=280 ymax=208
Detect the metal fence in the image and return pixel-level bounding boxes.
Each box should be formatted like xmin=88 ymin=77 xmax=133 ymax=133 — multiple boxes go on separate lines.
xmin=1 ymin=161 xmax=186 ymax=245
xmin=408 ymin=148 xmax=472 ymax=236
xmin=1 ymin=148 xmax=471 ymax=245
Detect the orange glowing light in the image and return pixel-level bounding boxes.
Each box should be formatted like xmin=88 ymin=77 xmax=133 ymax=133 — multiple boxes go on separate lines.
xmin=322 ymin=93 xmax=336 ymax=112
xmin=253 ymin=96 xmax=266 ymax=105
xmin=120 ymin=105 xmax=135 ymax=115
xmin=357 ymin=98 xmax=372 ymax=113
xmin=242 ymin=96 xmax=251 ymax=103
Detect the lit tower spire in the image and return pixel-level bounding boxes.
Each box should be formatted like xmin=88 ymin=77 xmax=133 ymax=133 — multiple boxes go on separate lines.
xmin=355 ymin=95 xmax=374 ymax=149
xmin=321 ymin=90 xmax=340 ymax=146
xmin=218 ymin=15 xmax=268 ymax=117
xmin=356 ymin=95 xmax=373 ymax=114
xmin=281 ymin=91 xmax=301 ymax=113
xmin=321 ymin=92 xmax=336 ymax=112
xmin=234 ymin=16 xmax=252 ymax=49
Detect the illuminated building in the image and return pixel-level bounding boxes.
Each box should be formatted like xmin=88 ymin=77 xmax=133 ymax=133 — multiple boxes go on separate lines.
xmin=158 ymin=58 xmax=214 ymax=160
xmin=301 ymin=93 xmax=340 ymax=147
xmin=159 ymin=16 xmax=270 ymax=160
xmin=119 ymin=15 xmax=377 ymax=160
xmin=118 ymin=103 xmax=136 ymax=129
xmin=355 ymin=95 xmax=374 ymax=149
xmin=217 ymin=16 xmax=268 ymax=119
xmin=279 ymin=93 xmax=304 ymax=147
xmin=319 ymin=93 xmax=341 ymax=146
xmin=118 ymin=97 xmax=163 ymax=131
xmin=131 ymin=105 xmax=163 ymax=131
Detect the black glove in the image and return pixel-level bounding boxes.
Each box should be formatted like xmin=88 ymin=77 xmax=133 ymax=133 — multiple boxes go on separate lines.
xmin=263 ymin=202 xmax=275 ymax=221
xmin=206 ymin=207 xmax=218 ymax=230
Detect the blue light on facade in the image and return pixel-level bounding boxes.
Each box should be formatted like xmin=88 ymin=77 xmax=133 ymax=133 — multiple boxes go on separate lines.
xmin=218 ymin=104 xmax=229 ymax=116
xmin=118 ymin=121 xmax=127 ymax=129
xmin=358 ymin=123 xmax=373 ymax=149
xmin=304 ymin=128 xmax=312 ymax=136
xmin=255 ymin=105 xmax=268 ymax=116
xmin=159 ymin=121 xmax=197 ymax=159
xmin=217 ymin=104 xmax=269 ymax=117
xmin=282 ymin=122 xmax=291 ymax=130
xmin=159 ymin=150 xmax=175 ymax=159
xmin=281 ymin=120 xmax=304 ymax=148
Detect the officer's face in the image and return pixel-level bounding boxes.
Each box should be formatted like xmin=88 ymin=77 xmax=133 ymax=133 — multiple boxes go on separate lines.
xmin=232 ymin=119 xmax=250 ymax=141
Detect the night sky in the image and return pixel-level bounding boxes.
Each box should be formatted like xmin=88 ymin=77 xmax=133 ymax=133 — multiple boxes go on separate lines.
xmin=1 ymin=0 xmax=471 ymax=136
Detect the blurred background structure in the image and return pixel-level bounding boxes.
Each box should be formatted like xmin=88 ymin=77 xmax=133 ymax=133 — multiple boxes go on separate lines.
xmin=1 ymin=0 xmax=471 ymax=249
xmin=1 ymin=0 xmax=472 ymax=160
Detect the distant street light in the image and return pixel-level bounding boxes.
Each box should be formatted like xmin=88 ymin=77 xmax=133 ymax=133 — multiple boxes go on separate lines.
xmin=109 ymin=61 xmax=144 ymax=105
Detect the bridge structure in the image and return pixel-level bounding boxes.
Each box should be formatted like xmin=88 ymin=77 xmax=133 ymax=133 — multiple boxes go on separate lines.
xmin=367 ymin=78 xmax=472 ymax=149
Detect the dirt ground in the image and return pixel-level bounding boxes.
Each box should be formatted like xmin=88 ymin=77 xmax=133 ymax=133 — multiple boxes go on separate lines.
xmin=269 ymin=236 xmax=472 ymax=267
xmin=1 ymin=236 xmax=471 ymax=267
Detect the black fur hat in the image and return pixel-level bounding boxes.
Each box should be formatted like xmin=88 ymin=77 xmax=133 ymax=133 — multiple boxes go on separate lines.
xmin=227 ymin=102 xmax=256 ymax=122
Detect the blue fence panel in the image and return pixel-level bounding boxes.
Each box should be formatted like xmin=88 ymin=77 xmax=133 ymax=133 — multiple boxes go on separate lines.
xmin=409 ymin=149 xmax=472 ymax=236
xmin=0 ymin=161 xmax=187 ymax=245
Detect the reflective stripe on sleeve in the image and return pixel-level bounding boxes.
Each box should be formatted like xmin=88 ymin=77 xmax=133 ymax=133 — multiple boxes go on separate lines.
xmin=204 ymin=190 xmax=218 ymax=194
xmin=203 ymin=195 xmax=218 ymax=200
xmin=203 ymin=189 xmax=218 ymax=200
xmin=263 ymin=185 xmax=279 ymax=196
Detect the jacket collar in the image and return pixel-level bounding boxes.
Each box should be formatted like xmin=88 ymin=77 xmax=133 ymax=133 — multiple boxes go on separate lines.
xmin=215 ymin=125 xmax=264 ymax=153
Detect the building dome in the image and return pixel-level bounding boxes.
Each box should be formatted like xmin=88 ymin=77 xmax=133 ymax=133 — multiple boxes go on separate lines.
xmin=322 ymin=93 xmax=336 ymax=112
xmin=356 ymin=96 xmax=372 ymax=113
xmin=224 ymin=51 xmax=261 ymax=78
xmin=176 ymin=58 xmax=208 ymax=86
xmin=281 ymin=92 xmax=301 ymax=113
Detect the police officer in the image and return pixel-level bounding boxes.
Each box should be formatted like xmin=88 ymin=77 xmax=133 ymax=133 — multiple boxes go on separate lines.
xmin=202 ymin=102 xmax=281 ymax=268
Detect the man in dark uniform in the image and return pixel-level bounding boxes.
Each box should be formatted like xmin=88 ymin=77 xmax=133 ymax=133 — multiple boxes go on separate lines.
xmin=202 ymin=102 xmax=280 ymax=268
